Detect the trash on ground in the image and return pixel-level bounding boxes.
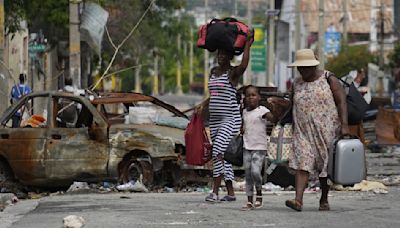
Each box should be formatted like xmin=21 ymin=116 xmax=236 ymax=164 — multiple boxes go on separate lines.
xmin=28 ymin=192 xmax=49 ymax=199
xmin=116 ymin=180 xmax=149 ymax=193
xmin=263 ymin=182 xmax=284 ymax=191
xmin=232 ymin=180 xmax=246 ymax=191
xmin=62 ymin=215 xmax=85 ymax=228
xmin=66 ymin=182 xmax=90 ymax=193
xmin=163 ymin=187 xmax=175 ymax=193
xmin=0 ymin=193 xmax=18 ymax=212
xmin=333 ymin=180 xmax=388 ymax=193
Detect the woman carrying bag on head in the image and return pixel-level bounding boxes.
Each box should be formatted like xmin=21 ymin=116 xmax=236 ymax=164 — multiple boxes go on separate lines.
xmin=196 ymin=30 xmax=254 ymax=203
xmin=285 ymin=49 xmax=349 ymax=211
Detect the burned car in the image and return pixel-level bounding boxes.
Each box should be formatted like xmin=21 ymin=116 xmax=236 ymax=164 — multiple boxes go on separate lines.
xmin=0 ymin=91 xmax=194 ymax=188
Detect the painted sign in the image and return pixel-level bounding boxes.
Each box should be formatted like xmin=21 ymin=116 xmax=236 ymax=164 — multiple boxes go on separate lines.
xmin=251 ymin=24 xmax=266 ymax=72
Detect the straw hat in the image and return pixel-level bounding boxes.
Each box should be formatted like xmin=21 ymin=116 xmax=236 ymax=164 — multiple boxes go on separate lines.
xmin=287 ymin=49 xmax=320 ymax=67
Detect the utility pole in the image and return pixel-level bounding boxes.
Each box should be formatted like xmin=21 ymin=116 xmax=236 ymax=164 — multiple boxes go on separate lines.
xmin=246 ymin=0 xmax=252 ymax=85
xmin=318 ymin=0 xmax=325 ymax=69
xmin=267 ymin=0 xmax=275 ymax=85
xmin=0 ymin=0 xmax=6 ymax=114
xmin=294 ymin=0 xmax=301 ymax=79
xmin=370 ymin=0 xmax=378 ymax=52
xmin=234 ymin=0 xmax=238 ymax=16
xmin=295 ymin=1 xmax=301 ymax=51
xmin=153 ymin=49 xmax=159 ymax=96
xmin=69 ymin=0 xmax=82 ymax=88
xmin=379 ymin=2 xmax=385 ymax=69
xmin=378 ymin=1 xmax=385 ymax=97
xmin=189 ymin=27 xmax=194 ymax=93
xmin=342 ymin=0 xmax=348 ymax=45
xmin=176 ymin=33 xmax=183 ymax=95
xmin=134 ymin=60 xmax=141 ymax=93
xmin=204 ymin=0 xmax=209 ymax=95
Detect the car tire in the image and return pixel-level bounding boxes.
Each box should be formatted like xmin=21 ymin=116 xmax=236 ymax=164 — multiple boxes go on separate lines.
xmin=123 ymin=159 xmax=154 ymax=187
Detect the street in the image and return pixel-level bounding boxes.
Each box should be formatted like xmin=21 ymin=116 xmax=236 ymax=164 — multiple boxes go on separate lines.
xmin=1 ymin=187 xmax=400 ymax=228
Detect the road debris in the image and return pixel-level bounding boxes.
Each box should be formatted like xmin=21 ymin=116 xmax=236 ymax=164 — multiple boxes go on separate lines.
xmin=116 ymin=178 xmax=149 ymax=193
xmin=333 ymin=180 xmax=388 ymax=193
xmin=62 ymin=215 xmax=85 ymax=228
xmin=67 ymin=182 xmax=90 ymax=193
xmin=0 ymin=193 xmax=18 ymax=212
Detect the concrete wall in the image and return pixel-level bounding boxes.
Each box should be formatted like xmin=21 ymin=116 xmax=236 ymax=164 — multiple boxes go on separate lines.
xmin=0 ymin=25 xmax=29 ymax=115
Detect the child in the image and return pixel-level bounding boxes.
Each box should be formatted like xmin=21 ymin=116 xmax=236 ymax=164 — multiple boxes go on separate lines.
xmin=242 ymin=85 xmax=270 ymax=210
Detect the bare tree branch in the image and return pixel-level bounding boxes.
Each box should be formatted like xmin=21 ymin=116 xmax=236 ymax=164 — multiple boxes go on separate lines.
xmin=90 ymin=0 xmax=155 ymax=90
xmin=105 ymin=26 xmax=117 ymax=50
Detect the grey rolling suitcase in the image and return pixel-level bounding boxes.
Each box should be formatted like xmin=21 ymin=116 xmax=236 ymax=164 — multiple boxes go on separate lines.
xmin=328 ymin=136 xmax=365 ymax=185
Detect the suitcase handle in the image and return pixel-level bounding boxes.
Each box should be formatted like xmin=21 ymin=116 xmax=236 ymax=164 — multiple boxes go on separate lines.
xmin=339 ymin=134 xmax=359 ymax=140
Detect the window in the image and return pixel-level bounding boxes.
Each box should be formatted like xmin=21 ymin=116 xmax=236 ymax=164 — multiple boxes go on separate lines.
xmin=4 ymin=96 xmax=48 ymax=128
xmin=56 ymin=97 xmax=93 ymax=128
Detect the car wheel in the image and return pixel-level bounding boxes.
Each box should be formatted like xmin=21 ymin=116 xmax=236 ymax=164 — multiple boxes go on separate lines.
xmin=125 ymin=160 xmax=154 ymax=187
xmin=0 ymin=160 xmax=13 ymax=183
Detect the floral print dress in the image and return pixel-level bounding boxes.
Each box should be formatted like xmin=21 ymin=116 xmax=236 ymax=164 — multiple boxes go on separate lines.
xmin=289 ymin=74 xmax=341 ymax=178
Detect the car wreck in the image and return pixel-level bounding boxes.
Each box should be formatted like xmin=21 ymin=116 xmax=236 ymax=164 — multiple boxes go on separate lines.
xmin=0 ymin=91 xmax=208 ymax=189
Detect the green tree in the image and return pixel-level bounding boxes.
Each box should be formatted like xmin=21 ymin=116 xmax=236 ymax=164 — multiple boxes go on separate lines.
xmin=4 ymin=0 xmax=69 ymax=43
xmin=325 ymin=45 xmax=375 ymax=77
xmin=102 ymin=0 xmax=203 ymax=94
xmin=388 ymin=44 xmax=400 ymax=68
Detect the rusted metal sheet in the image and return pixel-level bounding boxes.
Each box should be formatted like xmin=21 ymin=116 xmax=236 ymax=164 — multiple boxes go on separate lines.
xmin=93 ymin=92 xmax=188 ymax=119
xmin=376 ymin=108 xmax=400 ymax=145
xmin=107 ymin=126 xmax=179 ymax=178
xmin=0 ymin=128 xmax=47 ymax=185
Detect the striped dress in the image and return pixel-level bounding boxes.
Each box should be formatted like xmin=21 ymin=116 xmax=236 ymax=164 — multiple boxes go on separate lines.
xmin=208 ymin=71 xmax=241 ymax=181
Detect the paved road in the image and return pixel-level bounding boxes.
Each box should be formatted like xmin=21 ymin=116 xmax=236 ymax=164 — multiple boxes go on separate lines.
xmin=1 ymin=187 xmax=399 ymax=228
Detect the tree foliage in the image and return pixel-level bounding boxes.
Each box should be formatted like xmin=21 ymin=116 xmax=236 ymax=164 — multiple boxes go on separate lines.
xmin=4 ymin=0 xmax=69 ymax=42
xmin=325 ymin=45 xmax=375 ymax=77
xmin=4 ymin=0 xmax=204 ymax=94
xmin=388 ymin=44 xmax=400 ymax=68
xmin=102 ymin=0 xmax=203 ymax=94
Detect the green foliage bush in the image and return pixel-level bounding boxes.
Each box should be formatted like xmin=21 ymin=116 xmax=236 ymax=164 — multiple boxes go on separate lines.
xmin=325 ymin=45 xmax=375 ymax=77
xmin=388 ymin=44 xmax=400 ymax=68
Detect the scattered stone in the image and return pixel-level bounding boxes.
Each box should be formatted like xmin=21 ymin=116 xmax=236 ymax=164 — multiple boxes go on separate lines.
xmin=0 ymin=193 xmax=18 ymax=212
xmin=66 ymin=182 xmax=90 ymax=193
xmin=61 ymin=215 xmax=85 ymax=228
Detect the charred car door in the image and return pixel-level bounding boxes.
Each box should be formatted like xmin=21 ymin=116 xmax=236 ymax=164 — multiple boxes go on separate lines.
xmin=44 ymin=95 xmax=109 ymax=185
xmin=0 ymin=94 xmax=50 ymax=186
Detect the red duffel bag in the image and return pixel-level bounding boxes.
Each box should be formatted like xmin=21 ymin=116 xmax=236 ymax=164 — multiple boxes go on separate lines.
xmin=185 ymin=113 xmax=212 ymax=166
xmin=197 ymin=17 xmax=249 ymax=55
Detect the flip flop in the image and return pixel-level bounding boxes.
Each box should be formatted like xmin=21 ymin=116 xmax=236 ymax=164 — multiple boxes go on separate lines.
xmin=254 ymin=196 xmax=263 ymax=209
xmin=241 ymin=202 xmax=254 ymax=211
xmin=285 ymin=199 xmax=303 ymax=212
xmin=205 ymin=193 xmax=219 ymax=203
xmin=319 ymin=202 xmax=330 ymax=211
xmin=220 ymin=195 xmax=236 ymax=202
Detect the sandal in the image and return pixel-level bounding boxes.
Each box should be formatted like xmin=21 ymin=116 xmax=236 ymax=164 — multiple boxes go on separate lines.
xmin=241 ymin=202 xmax=254 ymax=211
xmin=319 ymin=201 xmax=330 ymax=211
xmin=205 ymin=193 xmax=219 ymax=203
xmin=254 ymin=196 xmax=263 ymax=209
xmin=220 ymin=195 xmax=236 ymax=202
xmin=285 ymin=199 xmax=303 ymax=212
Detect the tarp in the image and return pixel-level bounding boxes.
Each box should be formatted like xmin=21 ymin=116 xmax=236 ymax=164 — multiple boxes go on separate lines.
xmin=80 ymin=2 xmax=109 ymax=55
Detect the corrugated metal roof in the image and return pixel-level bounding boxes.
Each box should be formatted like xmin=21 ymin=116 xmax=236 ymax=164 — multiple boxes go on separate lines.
xmin=300 ymin=0 xmax=393 ymax=34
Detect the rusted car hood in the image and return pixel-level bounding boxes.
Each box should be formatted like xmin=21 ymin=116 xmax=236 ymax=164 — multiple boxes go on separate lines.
xmin=109 ymin=124 xmax=185 ymax=145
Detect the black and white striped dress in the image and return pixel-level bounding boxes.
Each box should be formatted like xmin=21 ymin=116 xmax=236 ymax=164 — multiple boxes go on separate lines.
xmin=208 ymin=71 xmax=241 ymax=181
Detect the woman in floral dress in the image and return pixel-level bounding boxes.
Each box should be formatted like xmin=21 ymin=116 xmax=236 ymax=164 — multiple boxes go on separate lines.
xmin=285 ymin=49 xmax=350 ymax=211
